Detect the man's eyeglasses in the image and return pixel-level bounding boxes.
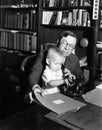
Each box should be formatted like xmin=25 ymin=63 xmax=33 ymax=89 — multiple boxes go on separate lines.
xmin=61 ymin=40 xmax=75 ymax=50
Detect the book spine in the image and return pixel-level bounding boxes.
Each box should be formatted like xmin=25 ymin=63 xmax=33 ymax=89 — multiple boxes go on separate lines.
xmin=31 ymin=35 xmax=37 ymax=52
xmin=100 ymin=10 xmax=102 ymax=27
xmin=72 ymin=9 xmax=78 ymax=26
xmin=55 ymin=11 xmax=62 ymax=25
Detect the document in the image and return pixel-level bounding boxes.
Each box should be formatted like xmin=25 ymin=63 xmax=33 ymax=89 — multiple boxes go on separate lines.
xmin=96 ymin=83 xmax=102 ymax=89
xmin=34 ymin=91 xmax=86 ymax=115
xmin=82 ymin=87 xmax=102 ymax=107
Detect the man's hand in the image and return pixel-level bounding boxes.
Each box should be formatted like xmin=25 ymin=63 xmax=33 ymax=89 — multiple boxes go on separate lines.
xmin=68 ymin=73 xmax=76 ymax=82
xmin=33 ymin=86 xmax=46 ymax=97
xmin=28 ymin=85 xmax=42 ymax=103
xmin=34 ymin=86 xmax=42 ymax=94
xmin=64 ymin=68 xmax=71 ymax=77
xmin=64 ymin=68 xmax=76 ymax=82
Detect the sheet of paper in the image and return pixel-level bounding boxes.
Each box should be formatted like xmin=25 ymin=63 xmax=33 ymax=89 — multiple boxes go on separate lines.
xmin=96 ymin=83 xmax=102 ymax=89
xmin=82 ymin=88 xmax=102 ymax=107
xmin=34 ymin=92 xmax=86 ymax=115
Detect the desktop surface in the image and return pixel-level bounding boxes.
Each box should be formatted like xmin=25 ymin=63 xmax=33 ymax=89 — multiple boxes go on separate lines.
xmin=45 ymin=100 xmax=102 ymax=130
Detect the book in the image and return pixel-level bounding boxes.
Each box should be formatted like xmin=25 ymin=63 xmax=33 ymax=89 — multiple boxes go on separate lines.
xmin=82 ymin=10 xmax=88 ymax=26
xmin=61 ymin=0 xmax=70 ymax=7
xmin=16 ymin=33 xmax=21 ymax=50
xmin=69 ymin=0 xmax=78 ymax=6
xmin=32 ymin=10 xmax=37 ymax=31
xmin=0 ymin=0 xmax=12 ymax=5
xmin=61 ymin=11 xmax=68 ymax=25
xmin=17 ymin=13 xmax=21 ymax=29
xmin=23 ymin=34 xmax=27 ymax=51
xmin=44 ymin=0 xmax=50 ymax=7
xmin=14 ymin=33 xmax=17 ymax=49
xmin=72 ymin=9 xmax=78 ymax=26
xmin=31 ymin=35 xmax=37 ymax=52
xmin=84 ymin=0 xmax=92 ymax=6
xmin=19 ymin=33 xmax=24 ymax=51
xmin=14 ymin=12 xmax=18 ymax=29
xmin=67 ymin=11 xmax=72 ymax=26
xmin=8 ymin=33 xmax=14 ymax=49
xmin=100 ymin=10 xmax=102 ymax=27
xmin=77 ymin=9 xmax=83 ymax=26
xmin=26 ymin=35 xmax=31 ymax=52
xmin=79 ymin=0 xmax=84 ymax=6
xmin=23 ymin=13 xmax=29 ymax=29
xmin=87 ymin=12 xmax=91 ymax=27
xmin=49 ymin=0 xmax=55 ymax=7
xmin=42 ymin=11 xmax=54 ymax=25
xmin=55 ymin=11 xmax=62 ymax=25
xmin=49 ymin=11 xmax=57 ymax=25
xmin=30 ymin=10 xmax=36 ymax=30
xmin=34 ymin=92 xmax=86 ymax=115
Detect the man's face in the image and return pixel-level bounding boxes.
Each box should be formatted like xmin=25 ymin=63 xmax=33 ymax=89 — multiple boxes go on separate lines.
xmin=59 ymin=36 xmax=76 ymax=57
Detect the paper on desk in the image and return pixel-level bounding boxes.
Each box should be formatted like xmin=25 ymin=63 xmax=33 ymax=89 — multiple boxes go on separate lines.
xmin=34 ymin=91 xmax=86 ymax=115
xmin=96 ymin=83 xmax=102 ymax=89
xmin=82 ymin=87 xmax=102 ymax=107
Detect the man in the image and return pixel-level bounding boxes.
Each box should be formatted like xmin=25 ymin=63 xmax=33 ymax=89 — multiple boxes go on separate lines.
xmin=28 ymin=31 xmax=85 ymax=130
xmin=29 ymin=31 xmax=84 ymax=95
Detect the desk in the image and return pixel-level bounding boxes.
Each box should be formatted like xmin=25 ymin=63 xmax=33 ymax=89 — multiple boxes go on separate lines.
xmin=1 ymin=93 xmax=102 ymax=130
xmin=45 ymin=102 xmax=102 ymax=130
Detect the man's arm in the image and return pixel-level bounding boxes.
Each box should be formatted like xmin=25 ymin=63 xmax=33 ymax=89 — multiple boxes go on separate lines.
xmin=29 ymin=51 xmax=45 ymax=89
xmin=75 ymin=59 xmax=84 ymax=80
xmin=65 ymin=54 xmax=84 ymax=81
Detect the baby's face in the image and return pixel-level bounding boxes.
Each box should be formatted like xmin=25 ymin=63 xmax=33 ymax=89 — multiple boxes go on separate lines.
xmin=49 ymin=55 xmax=65 ymax=72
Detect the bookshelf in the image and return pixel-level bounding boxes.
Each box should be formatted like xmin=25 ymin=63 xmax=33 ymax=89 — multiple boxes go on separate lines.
xmin=0 ymin=0 xmax=39 ymax=53
xmin=38 ymin=0 xmax=93 ymax=47
xmin=38 ymin=0 xmax=102 ymax=83
xmin=95 ymin=0 xmax=102 ymax=83
xmin=0 ymin=0 xmax=102 ymax=83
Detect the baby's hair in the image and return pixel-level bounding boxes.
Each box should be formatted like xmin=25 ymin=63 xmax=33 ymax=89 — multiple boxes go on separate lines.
xmin=47 ymin=46 xmax=64 ymax=59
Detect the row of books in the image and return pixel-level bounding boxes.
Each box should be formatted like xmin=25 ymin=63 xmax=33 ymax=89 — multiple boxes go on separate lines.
xmin=42 ymin=9 xmax=91 ymax=27
xmin=0 ymin=0 xmax=36 ymax=6
xmin=1 ymin=10 xmax=37 ymax=30
xmin=0 ymin=32 xmax=37 ymax=52
xmin=43 ymin=0 xmax=92 ymax=7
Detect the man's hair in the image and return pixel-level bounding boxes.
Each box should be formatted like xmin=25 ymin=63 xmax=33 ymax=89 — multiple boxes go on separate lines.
xmin=57 ymin=31 xmax=78 ymax=47
xmin=47 ymin=46 xmax=64 ymax=60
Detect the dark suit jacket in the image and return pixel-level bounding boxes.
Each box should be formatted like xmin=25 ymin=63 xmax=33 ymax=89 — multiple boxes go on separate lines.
xmin=29 ymin=51 xmax=84 ymax=88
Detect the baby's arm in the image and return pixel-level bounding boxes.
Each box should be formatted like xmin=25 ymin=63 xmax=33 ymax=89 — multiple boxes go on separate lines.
xmin=47 ymin=79 xmax=65 ymax=88
xmin=42 ymin=68 xmax=65 ymax=88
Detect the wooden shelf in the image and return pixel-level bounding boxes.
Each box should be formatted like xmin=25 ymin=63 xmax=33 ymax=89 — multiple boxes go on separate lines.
xmin=0 ymin=28 xmax=37 ymax=35
xmin=42 ymin=6 xmax=92 ymax=11
xmin=0 ymin=4 xmax=37 ymax=8
xmin=41 ymin=24 xmax=93 ymax=30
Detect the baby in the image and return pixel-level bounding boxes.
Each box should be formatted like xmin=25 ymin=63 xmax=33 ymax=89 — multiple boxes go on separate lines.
xmin=41 ymin=46 xmax=75 ymax=96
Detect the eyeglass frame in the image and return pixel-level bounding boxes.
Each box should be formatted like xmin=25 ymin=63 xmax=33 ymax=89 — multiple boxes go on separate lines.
xmin=60 ymin=40 xmax=75 ymax=50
